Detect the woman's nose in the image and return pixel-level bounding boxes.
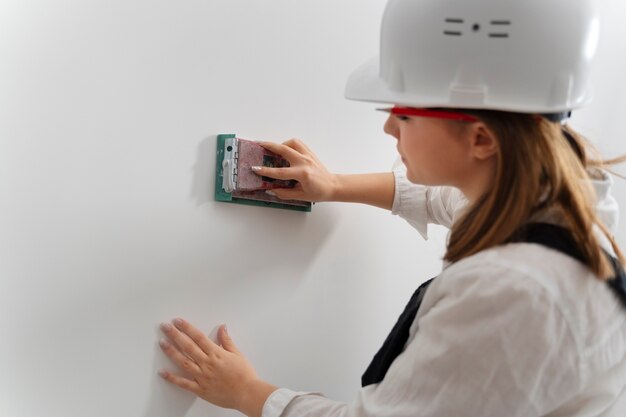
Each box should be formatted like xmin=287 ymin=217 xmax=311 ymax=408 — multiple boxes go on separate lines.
xmin=383 ymin=115 xmax=399 ymax=139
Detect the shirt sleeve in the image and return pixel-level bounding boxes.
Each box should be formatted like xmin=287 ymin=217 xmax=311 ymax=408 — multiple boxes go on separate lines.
xmin=262 ymin=259 xmax=580 ymax=417
xmin=262 ymin=389 xmax=331 ymax=417
xmin=590 ymin=168 xmax=619 ymax=235
xmin=391 ymin=161 xmax=468 ymax=239
xmin=390 ymin=164 xmax=620 ymax=240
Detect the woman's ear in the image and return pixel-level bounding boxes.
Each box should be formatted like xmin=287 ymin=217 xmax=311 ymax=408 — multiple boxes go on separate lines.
xmin=470 ymin=123 xmax=498 ymax=160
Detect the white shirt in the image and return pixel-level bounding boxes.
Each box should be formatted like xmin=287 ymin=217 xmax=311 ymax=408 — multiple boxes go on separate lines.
xmin=262 ymin=166 xmax=626 ymax=417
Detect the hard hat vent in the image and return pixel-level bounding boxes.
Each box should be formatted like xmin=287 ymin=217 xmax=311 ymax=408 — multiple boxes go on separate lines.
xmin=444 ymin=18 xmax=464 ymax=36
xmin=489 ymin=20 xmax=510 ymax=38
xmin=443 ymin=18 xmax=511 ymax=38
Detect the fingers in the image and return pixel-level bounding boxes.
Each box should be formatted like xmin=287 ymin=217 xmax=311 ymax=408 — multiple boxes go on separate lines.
xmin=269 ymin=186 xmax=307 ymax=202
xmin=217 ymin=324 xmax=240 ymax=354
xmin=159 ymin=339 xmax=202 ymax=375
xmin=281 ymin=138 xmax=313 ymax=155
xmin=171 ymin=318 xmax=218 ymax=357
xmin=258 ymin=141 xmax=302 ymax=163
xmin=256 ymin=139 xmax=317 ymax=182
xmin=259 ymin=138 xmax=314 ymax=161
xmin=159 ymin=369 xmax=201 ymax=395
xmin=252 ymin=166 xmax=295 ymax=180
xmin=160 ymin=321 xmax=209 ymax=364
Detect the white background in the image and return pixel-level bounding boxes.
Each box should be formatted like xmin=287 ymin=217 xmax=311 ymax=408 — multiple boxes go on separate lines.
xmin=0 ymin=1 xmax=624 ymax=416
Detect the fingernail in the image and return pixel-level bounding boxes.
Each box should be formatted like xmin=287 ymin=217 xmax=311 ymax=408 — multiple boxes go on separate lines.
xmin=223 ymin=324 xmax=228 ymax=334
xmin=159 ymin=370 xmax=168 ymax=378
xmin=159 ymin=339 xmax=169 ymax=348
xmin=160 ymin=323 xmax=172 ymax=332
xmin=173 ymin=318 xmax=183 ymax=327
xmin=266 ymin=190 xmax=277 ymax=196
xmin=251 ymin=166 xmax=262 ymax=172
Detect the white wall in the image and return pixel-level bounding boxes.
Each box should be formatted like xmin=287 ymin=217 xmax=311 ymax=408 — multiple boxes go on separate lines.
xmin=0 ymin=1 xmax=624 ymax=417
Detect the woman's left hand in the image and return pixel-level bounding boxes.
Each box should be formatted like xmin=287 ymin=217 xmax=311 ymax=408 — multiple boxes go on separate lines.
xmin=158 ymin=318 xmax=264 ymax=412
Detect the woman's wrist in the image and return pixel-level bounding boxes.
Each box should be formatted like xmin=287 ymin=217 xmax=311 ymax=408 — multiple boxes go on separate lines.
xmin=330 ymin=173 xmax=395 ymax=210
xmin=237 ymin=379 xmax=280 ymax=417
xmin=328 ymin=173 xmax=345 ymax=202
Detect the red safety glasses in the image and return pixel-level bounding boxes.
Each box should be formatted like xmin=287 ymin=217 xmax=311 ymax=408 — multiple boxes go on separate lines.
xmin=377 ymin=106 xmax=479 ymax=122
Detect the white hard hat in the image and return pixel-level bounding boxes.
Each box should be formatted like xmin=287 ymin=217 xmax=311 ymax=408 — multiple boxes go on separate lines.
xmin=345 ymin=0 xmax=601 ymax=117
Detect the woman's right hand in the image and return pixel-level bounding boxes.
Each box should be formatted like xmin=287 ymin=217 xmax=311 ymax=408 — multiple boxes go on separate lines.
xmin=253 ymin=139 xmax=339 ymax=202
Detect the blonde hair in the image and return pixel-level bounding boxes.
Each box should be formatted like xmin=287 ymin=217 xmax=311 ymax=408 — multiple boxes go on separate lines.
xmin=444 ymin=110 xmax=625 ymax=280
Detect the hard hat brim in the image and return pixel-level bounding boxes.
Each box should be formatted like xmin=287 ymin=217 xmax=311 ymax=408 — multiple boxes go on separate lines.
xmin=344 ymin=56 xmax=593 ymax=113
xmin=344 ymin=55 xmax=447 ymax=108
xmin=344 ymin=56 xmax=384 ymax=103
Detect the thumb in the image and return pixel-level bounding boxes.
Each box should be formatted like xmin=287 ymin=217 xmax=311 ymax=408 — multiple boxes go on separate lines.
xmin=268 ymin=188 xmax=301 ymax=200
xmin=219 ymin=324 xmax=241 ymax=354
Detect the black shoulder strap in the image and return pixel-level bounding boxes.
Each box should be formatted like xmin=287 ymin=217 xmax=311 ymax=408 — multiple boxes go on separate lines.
xmin=360 ymin=276 xmax=436 ymax=387
xmin=511 ymin=223 xmax=626 ymax=308
xmin=361 ymin=222 xmax=626 ymax=388
xmin=510 ymin=222 xmax=586 ymax=260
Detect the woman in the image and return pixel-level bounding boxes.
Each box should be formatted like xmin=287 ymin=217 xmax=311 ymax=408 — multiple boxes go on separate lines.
xmin=157 ymin=0 xmax=626 ymax=416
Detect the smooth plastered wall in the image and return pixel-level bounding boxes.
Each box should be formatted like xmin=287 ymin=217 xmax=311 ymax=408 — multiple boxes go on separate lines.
xmin=1 ymin=1 xmax=624 ymax=417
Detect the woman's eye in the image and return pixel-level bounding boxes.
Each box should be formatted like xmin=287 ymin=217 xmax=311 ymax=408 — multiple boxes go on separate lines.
xmin=396 ymin=115 xmax=410 ymax=121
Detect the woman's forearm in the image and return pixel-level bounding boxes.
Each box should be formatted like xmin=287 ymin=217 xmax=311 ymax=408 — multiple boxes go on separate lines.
xmin=331 ymin=172 xmax=395 ymax=210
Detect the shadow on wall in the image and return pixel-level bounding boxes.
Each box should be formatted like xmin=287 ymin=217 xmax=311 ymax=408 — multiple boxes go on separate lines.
xmin=190 ymin=135 xmax=216 ymax=207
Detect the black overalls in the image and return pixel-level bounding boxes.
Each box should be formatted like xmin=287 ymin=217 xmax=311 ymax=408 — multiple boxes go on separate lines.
xmin=362 ymin=222 xmax=626 ymax=387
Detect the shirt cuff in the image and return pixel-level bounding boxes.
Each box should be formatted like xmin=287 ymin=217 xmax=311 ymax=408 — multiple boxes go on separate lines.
xmin=262 ymin=388 xmax=325 ymax=417
xmin=391 ymin=167 xmax=429 ymax=240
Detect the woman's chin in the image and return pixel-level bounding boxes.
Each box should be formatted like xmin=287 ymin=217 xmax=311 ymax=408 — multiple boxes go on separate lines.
xmin=406 ymin=171 xmax=421 ymax=184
